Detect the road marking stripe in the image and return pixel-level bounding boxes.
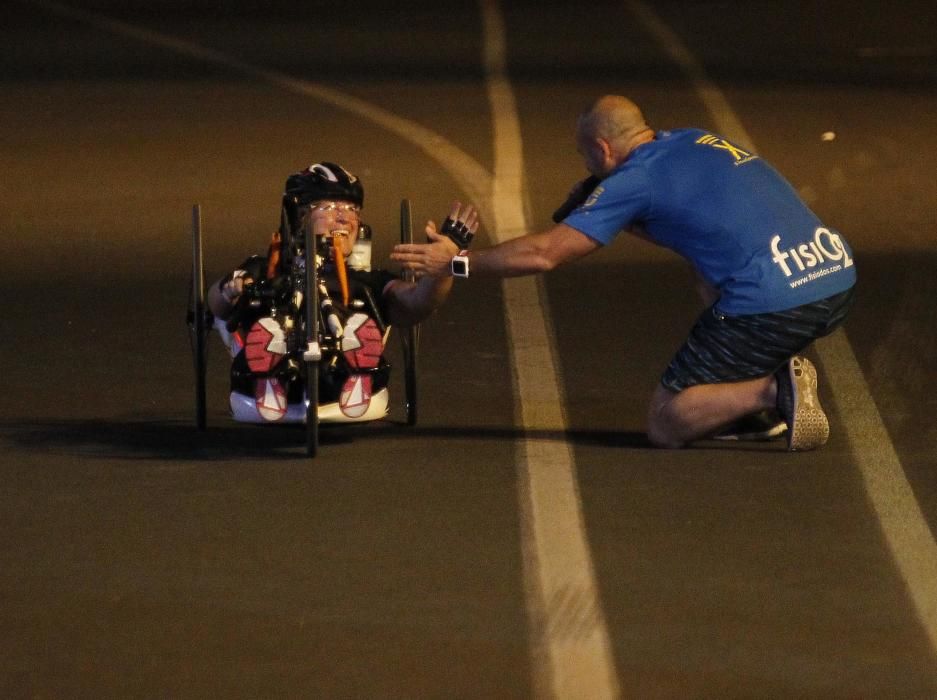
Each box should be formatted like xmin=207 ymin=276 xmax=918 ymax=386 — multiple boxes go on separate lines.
xmin=822 ymin=333 xmax=937 ymax=650
xmin=624 ymin=0 xmax=755 ymax=152
xmin=482 ymin=2 xmax=620 ymax=696
xmin=35 ymin=0 xmax=620 ymax=692
xmin=627 ymin=0 xmax=937 ymax=654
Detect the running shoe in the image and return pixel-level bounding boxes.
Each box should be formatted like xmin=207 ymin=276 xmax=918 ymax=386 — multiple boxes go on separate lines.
xmin=341 ymin=313 xmax=384 ymax=369
xmin=245 ymin=317 xmax=287 ymax=373
xmin=713 ymin=410 xmax=787 ymax=441
xmin=776 ymin=356 xmax=830 ymax=451
xmin=254 ymin=377 xmax=288 ymax=422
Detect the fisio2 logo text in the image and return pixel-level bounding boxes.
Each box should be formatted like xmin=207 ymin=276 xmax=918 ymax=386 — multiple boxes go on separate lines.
xmin=770 ymin=227 xmax=853 ymax=277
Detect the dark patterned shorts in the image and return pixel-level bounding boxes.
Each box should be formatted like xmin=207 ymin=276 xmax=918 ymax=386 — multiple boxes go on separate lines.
xmin=661 ymin=286 xmax=856 ymax=392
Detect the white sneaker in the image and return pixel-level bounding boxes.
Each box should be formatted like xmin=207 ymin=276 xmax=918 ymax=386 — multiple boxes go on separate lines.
xmin=776 ymin=356 xmax=829 ymax=451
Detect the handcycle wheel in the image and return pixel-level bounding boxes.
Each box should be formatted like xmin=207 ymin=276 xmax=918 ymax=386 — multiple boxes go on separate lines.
xmin=400 ymin=198 xmax=419 ymax=426
xmin=188 ymin=203 xmax=208 ymax=431
xmin=304 ymin=221 xmax=320 ymax=457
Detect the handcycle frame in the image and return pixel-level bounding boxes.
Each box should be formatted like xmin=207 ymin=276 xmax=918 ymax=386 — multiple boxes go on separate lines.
xmin=187 ymin=200 xmax=419 ymax=457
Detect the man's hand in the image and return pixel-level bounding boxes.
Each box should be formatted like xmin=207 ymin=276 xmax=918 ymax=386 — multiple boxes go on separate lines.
xmin=392 ymin=201 xmax=479 ymax=277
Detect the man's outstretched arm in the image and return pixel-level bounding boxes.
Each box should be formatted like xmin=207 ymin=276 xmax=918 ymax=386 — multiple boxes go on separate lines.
xmin=391 ymin=216 xmax=601 ymax=279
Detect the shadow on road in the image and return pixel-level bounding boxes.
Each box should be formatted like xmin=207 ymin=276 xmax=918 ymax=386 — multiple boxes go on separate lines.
xmin=0 ymin=418 xmax=655 ymax=461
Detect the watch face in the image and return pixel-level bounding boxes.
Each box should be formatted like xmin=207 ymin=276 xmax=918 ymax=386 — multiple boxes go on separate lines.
xmin=451 ymin=257 xmax=468 ymax=277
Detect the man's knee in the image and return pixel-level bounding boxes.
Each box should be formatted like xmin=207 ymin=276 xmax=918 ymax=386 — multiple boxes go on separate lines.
xmin=647 ymin=414 xmax=687 ymax=449
xmin=647 ymin=384 xmax=686 ymax=449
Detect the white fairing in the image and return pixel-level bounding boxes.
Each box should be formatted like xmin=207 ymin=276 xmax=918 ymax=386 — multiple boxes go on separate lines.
xmin=229 ymin=387 xmax=389 ymax=424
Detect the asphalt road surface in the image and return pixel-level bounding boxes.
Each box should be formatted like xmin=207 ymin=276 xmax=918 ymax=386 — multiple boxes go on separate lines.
xmin=2 ymin=1 xmax=936 ymax=697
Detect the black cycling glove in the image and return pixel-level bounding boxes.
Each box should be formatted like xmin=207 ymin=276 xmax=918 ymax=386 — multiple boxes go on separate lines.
xmin=440 ymin=216 xmax=475 ymax=249
xmin=552 ymin=175 xmax=600 ymax=223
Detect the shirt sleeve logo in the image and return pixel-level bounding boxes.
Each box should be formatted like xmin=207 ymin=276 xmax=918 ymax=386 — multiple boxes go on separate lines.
xmin=583 ymin=185 xmax=604 ymax=208
xmin=696 ymin=133 xmax=758 ymax=166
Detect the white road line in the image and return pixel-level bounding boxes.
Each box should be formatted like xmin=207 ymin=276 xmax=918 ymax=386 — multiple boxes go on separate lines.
xmin=626 ymin=0 xmax=937 ymax=655
xmin=822 ymin=333 xmax=937 ymax=650
xmin=34 ymin=0 xmax=620 ymax=694
xmin=481 ymin=2 xmax=620 ymax=697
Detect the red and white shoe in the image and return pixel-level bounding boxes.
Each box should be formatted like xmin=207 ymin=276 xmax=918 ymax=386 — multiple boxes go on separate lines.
xmin=339 ymin=373 xmax=373 ymax=418
xmin=254 ymin=377 xmax=288 ymax=422
xmin=341 ymin=313 xmax=384 ymax=369
xmin=244 ymin=317 xmax=287 ymax=374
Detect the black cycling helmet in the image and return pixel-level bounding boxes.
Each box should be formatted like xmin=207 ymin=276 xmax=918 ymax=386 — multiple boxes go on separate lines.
xmin=283 ymin=162 xmax=364 ymax=209
xmin=281 ymin=162 xmax=364 ymax=239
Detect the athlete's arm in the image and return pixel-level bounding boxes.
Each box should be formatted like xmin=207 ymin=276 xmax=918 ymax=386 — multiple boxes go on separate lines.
xmin=382 ymin=274 xmax=454 ymax=327
xmin=382 ymin=202 xmax=478 ymax=325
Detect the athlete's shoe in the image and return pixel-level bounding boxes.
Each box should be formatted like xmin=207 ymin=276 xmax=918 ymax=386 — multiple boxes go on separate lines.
xmin=776 ymin=356 xmax=830 ymax=451
xmin=244 ymin=317 xmax=287 ymax=373
xmin=713 ymin=410 xmax=787 ymax=441
xmin=253 ymin=377 xmax=288 ymax=422
xmin=341 ymin=313 xmax=384 ymax=369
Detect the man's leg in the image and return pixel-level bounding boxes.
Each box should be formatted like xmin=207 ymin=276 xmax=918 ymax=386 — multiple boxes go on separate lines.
xmin=647 ymin=375 xmax=777 ymax=449
xmin=652 ymin=289 xmax=854 ymax=450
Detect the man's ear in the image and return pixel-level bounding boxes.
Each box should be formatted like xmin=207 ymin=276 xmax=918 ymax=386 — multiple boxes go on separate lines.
xmin=597 ymin=137 xmax=612 ymax=157
xmin=597 ymin=137 xmax=616 ymax=169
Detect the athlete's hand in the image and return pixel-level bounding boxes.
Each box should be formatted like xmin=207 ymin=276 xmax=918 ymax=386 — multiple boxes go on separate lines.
xmin=220 ymin=269 xmax=251 ymax=304
xmin=439 ymin=200 xmax=479 ymax=249
xmin=392 ymin=202 xmax=478 ymax=277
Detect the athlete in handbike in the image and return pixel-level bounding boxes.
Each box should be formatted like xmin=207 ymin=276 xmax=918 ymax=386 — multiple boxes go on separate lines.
xmin=207 ymin=162 xmax=477 ymax=424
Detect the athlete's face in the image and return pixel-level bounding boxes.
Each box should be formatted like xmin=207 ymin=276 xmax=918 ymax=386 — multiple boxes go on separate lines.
xmin=308 ymin=200 xmax=361 ymax=257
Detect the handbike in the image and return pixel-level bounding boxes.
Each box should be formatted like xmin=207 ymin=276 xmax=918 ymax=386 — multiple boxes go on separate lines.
xmin=186 ymin=200 xmax=419 ymax=457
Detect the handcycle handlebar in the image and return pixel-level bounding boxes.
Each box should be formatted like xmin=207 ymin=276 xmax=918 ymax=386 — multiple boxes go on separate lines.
xmin=224 ymin=277 xmax=285 ymax=332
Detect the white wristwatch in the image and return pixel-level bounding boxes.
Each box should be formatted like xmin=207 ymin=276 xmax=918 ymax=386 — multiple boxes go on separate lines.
xmin=450 ymin=250 xmax=470 ymax=278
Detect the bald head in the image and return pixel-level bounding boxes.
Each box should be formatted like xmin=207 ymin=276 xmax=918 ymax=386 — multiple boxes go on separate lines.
xmin=578 ymin=95 xmax=650 ymax=147
xmin=576 ymin=96 xmax=653 ymax=176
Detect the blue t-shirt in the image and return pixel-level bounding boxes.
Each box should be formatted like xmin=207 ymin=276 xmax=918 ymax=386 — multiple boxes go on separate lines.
xmin=563 ymin=128 xmax=856 ymax=315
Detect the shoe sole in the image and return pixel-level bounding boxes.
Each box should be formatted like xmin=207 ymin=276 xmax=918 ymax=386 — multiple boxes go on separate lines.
xmin=713 ymin=422 xmax=788 ymax=441
xmin=786 ymin=357 xmax=829 ymax=451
